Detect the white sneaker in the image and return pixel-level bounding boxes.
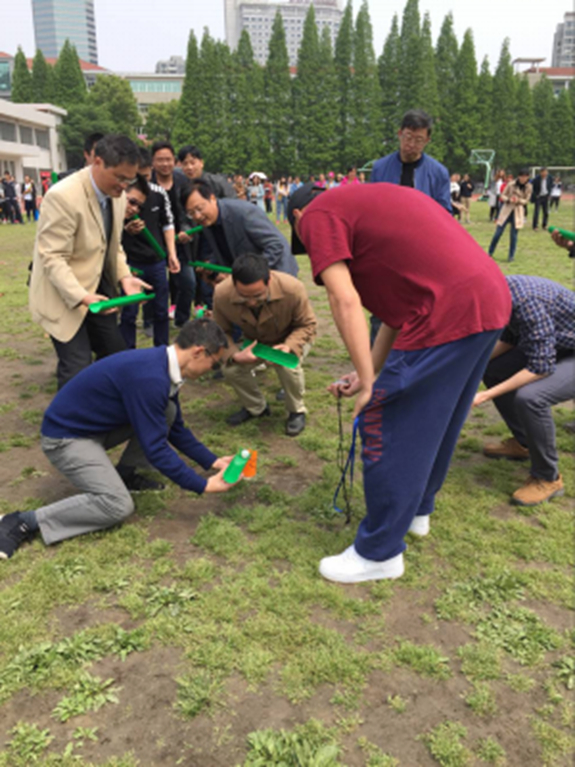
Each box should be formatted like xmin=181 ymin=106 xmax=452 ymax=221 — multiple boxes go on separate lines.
xmin=408 ymin=515 xmax=430 ymax=536
xmin=318 ymin=545 xmax=404 ymax=584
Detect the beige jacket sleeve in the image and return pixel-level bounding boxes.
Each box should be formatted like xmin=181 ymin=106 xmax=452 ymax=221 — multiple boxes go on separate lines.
xmin=283 ymin=284 xmax=317 ymax=358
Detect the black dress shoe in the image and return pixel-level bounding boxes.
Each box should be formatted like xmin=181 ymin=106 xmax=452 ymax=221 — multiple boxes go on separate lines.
xmin=286 ymin=412 xmax=306 ymax=436
xmin=227 ymin=405 xmax=270 ymax=427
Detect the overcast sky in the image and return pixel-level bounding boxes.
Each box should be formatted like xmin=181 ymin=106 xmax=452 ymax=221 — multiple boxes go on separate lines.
xmin=0 ymin=0 xmax=569 ymax=74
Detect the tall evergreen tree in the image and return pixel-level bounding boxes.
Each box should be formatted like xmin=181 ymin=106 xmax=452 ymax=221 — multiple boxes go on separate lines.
xmin=334 ymin=0 xmax=354 ymax=168
xmin=11 ymin=47 xmax=33 ymax=103
xmin=349 ymin=0 xmax=382 ymax=165
xmin=192 ymin=30 xmax=232 ymax=172
xmin=476 ymin=56 xmax=493 ymax=149
xmin=293 ymin=4 xmax=324 ymax=175
xmin=315 ymin=25 xmax=340 ymax=171
xmin=264 ymin=12 xmax=294 ymax=175
xmin=549 ymin=87 xmax=573 ymax=166
xmin=213 ymin=40 xmax=236 ymax=172
xmin=450 ymin=28 xmax=479 ymax=171
xmin=398 ymin=0 xmax=423 ymax=114
xmin=532 ymin=75 xmax=555 ymax=165
xmin=172 ymin=30 xmax=200 ymax=148
xmin=491 ymin=39 xmax=516 ymax=169
xmin=31 ymin=49 xmax=49 ymax=102
xmin=419 ymin=13 xmax=444 ymax=162
xmin=568 ymin=81 xmax=575 ymax=165
xmin=377 ymin=14 xmax=400 ymax=157
xmin=512 ymin=76 xmax=537 ymax=169
xmin=435 ymin=13 xmax=459 ymax=160
xmin=89 ymin=75 xmax=139 ymax=136
xmin=232 ymin=30 xmax=268 ymax=171
xmin=54 ymin=40 xmax=86 ymax=108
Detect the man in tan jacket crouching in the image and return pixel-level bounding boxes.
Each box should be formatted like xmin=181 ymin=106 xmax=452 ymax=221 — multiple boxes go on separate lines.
xmin=29 ymin=135 xmax=151 ymax=389
xmin=213 ymin=253 xmax=316 ymax=436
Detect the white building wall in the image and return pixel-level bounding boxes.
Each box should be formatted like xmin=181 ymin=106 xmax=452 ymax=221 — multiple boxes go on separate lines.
xmin=0 ymin=101 xmax=67 ymax=182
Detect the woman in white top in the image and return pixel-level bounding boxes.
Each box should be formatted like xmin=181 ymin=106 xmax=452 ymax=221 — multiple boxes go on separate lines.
xmin=550 ymin=176 xmax=562 ymax=210
xmin=22 ymin=175 xmax=37 ymax=222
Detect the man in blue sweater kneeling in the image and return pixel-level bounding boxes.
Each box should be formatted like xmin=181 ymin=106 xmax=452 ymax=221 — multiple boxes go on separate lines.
xmin=0 ymin=319 xmax=237 ymax=560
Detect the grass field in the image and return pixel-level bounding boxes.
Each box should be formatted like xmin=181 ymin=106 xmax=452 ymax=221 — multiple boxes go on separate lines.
xmin=0 ymin=200 xmax=573 ymax=766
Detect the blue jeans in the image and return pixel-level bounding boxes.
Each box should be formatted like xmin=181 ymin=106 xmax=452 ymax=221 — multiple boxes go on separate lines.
xmin=120 ymin=261 xmax=169 ymax=348
xmin=355 ymin=330 xmax=501 ymax=561
xmin=276 ymin=197 xmax=288 ymax=221
xmin=489 ymin=217 xmax=518 ymax=262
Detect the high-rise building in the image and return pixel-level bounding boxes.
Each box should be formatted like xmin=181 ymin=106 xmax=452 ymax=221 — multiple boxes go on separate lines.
xmin=155 ymin=56 xmax=186 ymax=75
xmin=552 ymin=11 xmax=575 ymax=68
xmin=32 ymin=0 xmax=98 ymax=65
xmin=225 ymin=0 xmax=343 ymax=67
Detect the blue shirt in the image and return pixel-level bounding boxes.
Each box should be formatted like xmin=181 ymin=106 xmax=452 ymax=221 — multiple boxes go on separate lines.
xmin=370 ymin=151 xmax=452 ymax=212
xmin=42 ymin=347 xmax=217 ymax=493
xmin=502 ymin=275 xmax=575 ymax=375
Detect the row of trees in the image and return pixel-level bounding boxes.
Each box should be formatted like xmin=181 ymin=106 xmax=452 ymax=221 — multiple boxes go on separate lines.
xmin=11 ymin=40 xmax=140 ymax=167
xmin=169 ymin=0 xmax=575 ymax=176
xmin=11 ymin=0 xmax=575 ymax=176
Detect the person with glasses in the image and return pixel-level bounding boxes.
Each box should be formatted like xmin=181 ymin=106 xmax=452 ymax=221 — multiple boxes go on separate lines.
xmin=213 ymin=253 xmax=316 ymax=436
xmin=29 ymin=134 xmax=151 ymax=390
xmin=119 ymin=175 xmax=180 ymax=349
xmin=0 ymin=320 xmax=240 ymax=561
xmin=370 ymin=109 xmax=451 ymax=212
xmin=182 ymin=179 xmax=298 ymax=277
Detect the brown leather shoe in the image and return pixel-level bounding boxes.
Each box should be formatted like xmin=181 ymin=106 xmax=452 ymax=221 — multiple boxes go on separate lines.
xmin=483 ymin=437 xmax=529 ymax=461
xmin=512 ymin=475 xmax=564 ymax=507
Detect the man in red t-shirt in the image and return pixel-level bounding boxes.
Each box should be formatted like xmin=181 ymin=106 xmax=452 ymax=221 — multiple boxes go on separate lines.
xmin=288 ymin=183 xmax=511 ymax=584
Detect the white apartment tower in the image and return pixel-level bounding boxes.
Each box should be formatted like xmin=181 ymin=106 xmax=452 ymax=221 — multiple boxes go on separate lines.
xmin=225 ymin=0 xmax=343 ymax=67
xmin=552 ymin=12 xmax=575 ymax=68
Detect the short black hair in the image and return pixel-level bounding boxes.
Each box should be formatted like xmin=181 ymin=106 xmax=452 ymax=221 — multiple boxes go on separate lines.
xmin=94 ymin=135 xmax=139 ymax=167
xmin=138 ymin=147 xmax=152 ymax=169
xmin=127 ymin=174 xmax=149 ymax=198
xmin=151 ymin=140 xmax=175 ymax=158
xmin=175 ymin=318 xmax=228 ymax=354
xmin=181 ymin=179 xmax=214 ymax=208
xmin=178 ymin=145 xmax=203 ymax=163
xmin=400 ymin=109 xmax=433 ymax=136
xmin=232 ymin=253 xmax=270 ymax=286
xmin=517 ymin=168 xmax=530 ymax=177
xmin=84 ymin=132 xmax=104 ymax=155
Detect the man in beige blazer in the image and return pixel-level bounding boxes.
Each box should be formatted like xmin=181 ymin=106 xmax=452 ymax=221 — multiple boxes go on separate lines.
xmin=29 ymin=135 xmax=151 ymax=389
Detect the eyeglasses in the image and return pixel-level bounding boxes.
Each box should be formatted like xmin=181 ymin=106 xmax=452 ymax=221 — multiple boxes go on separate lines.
xmin=126 ymin=198 xmax=143 ymax=209
xmin=206 ymin=352 xmax=221 ymax=372
xmin=113 ymin=173 xmax=138 ymax=186
xmin=400 ymin=131 xmax=428 ymax=147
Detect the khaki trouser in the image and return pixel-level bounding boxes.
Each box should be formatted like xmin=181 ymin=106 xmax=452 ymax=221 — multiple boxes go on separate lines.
xmin=224 ymin=344 xmax=310 ymax=415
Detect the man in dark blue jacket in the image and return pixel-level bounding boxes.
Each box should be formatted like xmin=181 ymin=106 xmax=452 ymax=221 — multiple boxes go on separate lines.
xmin=0 ymin=320 xmax=238 ymax=560
xmin=370 ymin=109 xmax=451 ymax=212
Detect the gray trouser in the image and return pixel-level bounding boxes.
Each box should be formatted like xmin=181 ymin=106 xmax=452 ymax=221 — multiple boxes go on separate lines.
xmin=36 ymin=403 xmax=176 ymax=545
xmin=483 ymin=347 xmax=575 ymax=480
xmin=223 ymin=344 xmax=310 ymax=416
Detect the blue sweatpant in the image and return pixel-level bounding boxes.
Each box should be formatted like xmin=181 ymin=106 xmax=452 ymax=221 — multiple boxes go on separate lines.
xmin=355 ymin=330 xmax=501 ymax=562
